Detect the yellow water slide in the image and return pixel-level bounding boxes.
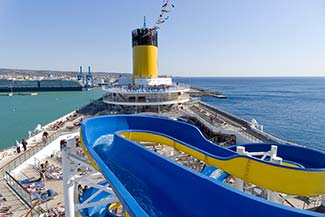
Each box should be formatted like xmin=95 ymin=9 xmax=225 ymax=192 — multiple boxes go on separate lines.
xmin=120 ymin=131 xmax=325 ymax=196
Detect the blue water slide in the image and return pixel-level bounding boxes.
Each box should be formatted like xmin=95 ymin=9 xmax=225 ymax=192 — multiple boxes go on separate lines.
xmin=79 ymin=181 xmax=117 ymax=217
xmin=81 ymin=115 xmax=325 ymax=217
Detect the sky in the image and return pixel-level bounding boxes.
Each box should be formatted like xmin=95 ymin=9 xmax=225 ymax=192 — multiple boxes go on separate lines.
xmin=1 ymin=0 xmax=325 ymax=77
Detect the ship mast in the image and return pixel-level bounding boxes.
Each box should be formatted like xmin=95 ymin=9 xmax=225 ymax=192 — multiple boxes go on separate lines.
xmin=143 ymin=16 xmax=147 ymax=28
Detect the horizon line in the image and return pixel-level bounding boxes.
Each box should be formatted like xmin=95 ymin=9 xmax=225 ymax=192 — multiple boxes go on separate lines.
xmin=1 ymin=67 xmax=324 ymax=78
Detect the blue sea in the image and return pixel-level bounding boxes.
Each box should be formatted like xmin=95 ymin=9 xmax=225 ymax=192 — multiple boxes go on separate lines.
xmin=1 ymin=77 xmax=324 ymax=150
xmin=0 ymin=89 xmax=104 ymax=149
xmin=175 ymin=77 xmax=325 ymax=150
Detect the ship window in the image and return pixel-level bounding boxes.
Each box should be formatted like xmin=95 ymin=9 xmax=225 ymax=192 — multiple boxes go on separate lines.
xmin=138 ymin=96 xmax=146 ymax=102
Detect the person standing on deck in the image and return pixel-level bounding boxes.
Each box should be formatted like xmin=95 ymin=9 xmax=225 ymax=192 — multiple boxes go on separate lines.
xmin=42 ymin=131 xmax=49 ymax=142
xmin=22 ymin=139 xmax=27 ymax=151
xmin=16 ymin=140 xmax=21 ymax=154
xmin=40 ymin=163 xmax=46 ymax=183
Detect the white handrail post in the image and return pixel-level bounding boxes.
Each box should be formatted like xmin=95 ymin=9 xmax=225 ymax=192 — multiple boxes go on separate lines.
xmin=270 ymin=145 xmax=277 ymax=158
xmin=62 ymin=148 xmax=76 ymax=217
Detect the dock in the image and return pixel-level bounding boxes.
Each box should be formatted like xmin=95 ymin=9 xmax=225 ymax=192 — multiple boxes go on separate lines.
xmin=0 ymin=92 xmax=38 ymax=96
xmin=188 ymin=86 xmax=227 ymax=98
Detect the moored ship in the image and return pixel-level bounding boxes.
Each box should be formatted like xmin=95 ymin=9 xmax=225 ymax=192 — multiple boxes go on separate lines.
xmin=0 ymin=79 xmax=83 ymax=92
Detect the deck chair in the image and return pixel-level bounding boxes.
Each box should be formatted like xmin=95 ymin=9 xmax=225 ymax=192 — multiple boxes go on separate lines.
xmin=39 ymin=189 xmax=57 ymax=202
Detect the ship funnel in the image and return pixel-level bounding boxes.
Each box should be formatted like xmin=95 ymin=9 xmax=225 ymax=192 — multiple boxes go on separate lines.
xmin=132 ymin=27 xmax=158 ymax=81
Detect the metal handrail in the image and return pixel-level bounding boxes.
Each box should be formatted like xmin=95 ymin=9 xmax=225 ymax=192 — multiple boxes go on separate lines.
xmin=0 ymin=129 xmax=77 ymax=178
xmin=198 ymin=101 xmax=325 ymax=152
xmin=4 ymin=171 xmax=33 ymax=208
xmin=4 ymin=172 xmax=46 ymax=215
xmin=0 ymin=129 xmax=77 ymax=216
xmin=104 ymin=84 xmax=190 ymax=94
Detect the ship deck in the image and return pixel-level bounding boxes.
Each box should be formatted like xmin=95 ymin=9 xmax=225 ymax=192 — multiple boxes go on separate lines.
xmin=0 ymin=100 xmax=323 ymax=216
xmin=0 ymin=111 xmax=83 ymax=216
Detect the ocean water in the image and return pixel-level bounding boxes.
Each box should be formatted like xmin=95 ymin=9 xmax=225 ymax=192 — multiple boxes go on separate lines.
xmin=1 ymin=77 xmax=324 ymax=151
xmin=175 ymin=77 xmax=325 ymax=150
xmin=0 ymin=89 xmax=103 ymax=149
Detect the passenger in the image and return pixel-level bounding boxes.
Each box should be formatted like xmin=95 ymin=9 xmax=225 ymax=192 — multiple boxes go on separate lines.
xmin=44 ymin=160 xmax=50 ymax=169
xmin=116 ymin=205 xmax=123 ymax=216
xmin=110 ymin=203 xmax=123 ymax=216
xmin=21 ymin=139 xmax=27 ymax=151
xmin=16 ymin=140 xmax=21 ymax=154
xmin=60 ymin=140 xmax=67 ymax=150
xmin=40 ymin=163 xmax=47 ymax=183
xmin=25 ymin=187 xmax=42 ymax=193
xmin=77 ymin=184 xmax=83 ymax=199
xmin=42 ymin=131 xmax=49 ymax=142
xmin=75 ymin=138 xmax=81 ymax=147
xmin=76 ymin=149 xmax=85 ymax=157
xmin=56 ymin=203 xmax=65 ymax=216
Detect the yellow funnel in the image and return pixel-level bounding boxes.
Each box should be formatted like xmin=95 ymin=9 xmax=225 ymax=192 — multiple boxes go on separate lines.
xmin=132 ymin=28 xmax=158 ymax=79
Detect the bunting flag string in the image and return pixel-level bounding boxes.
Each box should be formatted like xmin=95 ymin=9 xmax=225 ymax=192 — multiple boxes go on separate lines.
xmin=143 ymin=0 xmax=175 ymax=37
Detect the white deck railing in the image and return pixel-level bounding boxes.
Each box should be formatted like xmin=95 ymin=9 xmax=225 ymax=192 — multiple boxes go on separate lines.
xmin=103 ymin=84 xmax=190 ymax=94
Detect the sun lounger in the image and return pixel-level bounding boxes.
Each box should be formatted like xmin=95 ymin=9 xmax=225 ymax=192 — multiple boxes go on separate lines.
xmin=46 ymin=171 xmax=63 ymax=180
xmin=31 ymin=188 xmax=57 ymax=202
xmin=19 ymin=176 xmax=41 ymax=184
xmin=47 ymin=165 xmax=61 ymax=173
xmin=26 ymin=182 xmax=45 ymax=189
xmin=31 ymin=190 xmax=44 ymax=200
xmin=39 ymin=189 xmax=57 ymax=202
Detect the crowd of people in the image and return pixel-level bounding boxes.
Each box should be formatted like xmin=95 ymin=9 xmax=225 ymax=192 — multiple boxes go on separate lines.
xmin=38 ymin=160 xmax=63 ymax=182
xmin=77 ymin=184 xmax=88 ymax=200
xmin=15 ymin=130 xmax=50 ymax=154
xmin=48 ymin=120 xmax=65 ymax=131
xmin=125 ymin=83 xmax=174 ymax=93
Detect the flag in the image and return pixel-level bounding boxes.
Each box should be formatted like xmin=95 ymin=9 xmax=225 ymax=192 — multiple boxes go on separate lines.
xmin=161 ymin=9 xmax=170 ymax=13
